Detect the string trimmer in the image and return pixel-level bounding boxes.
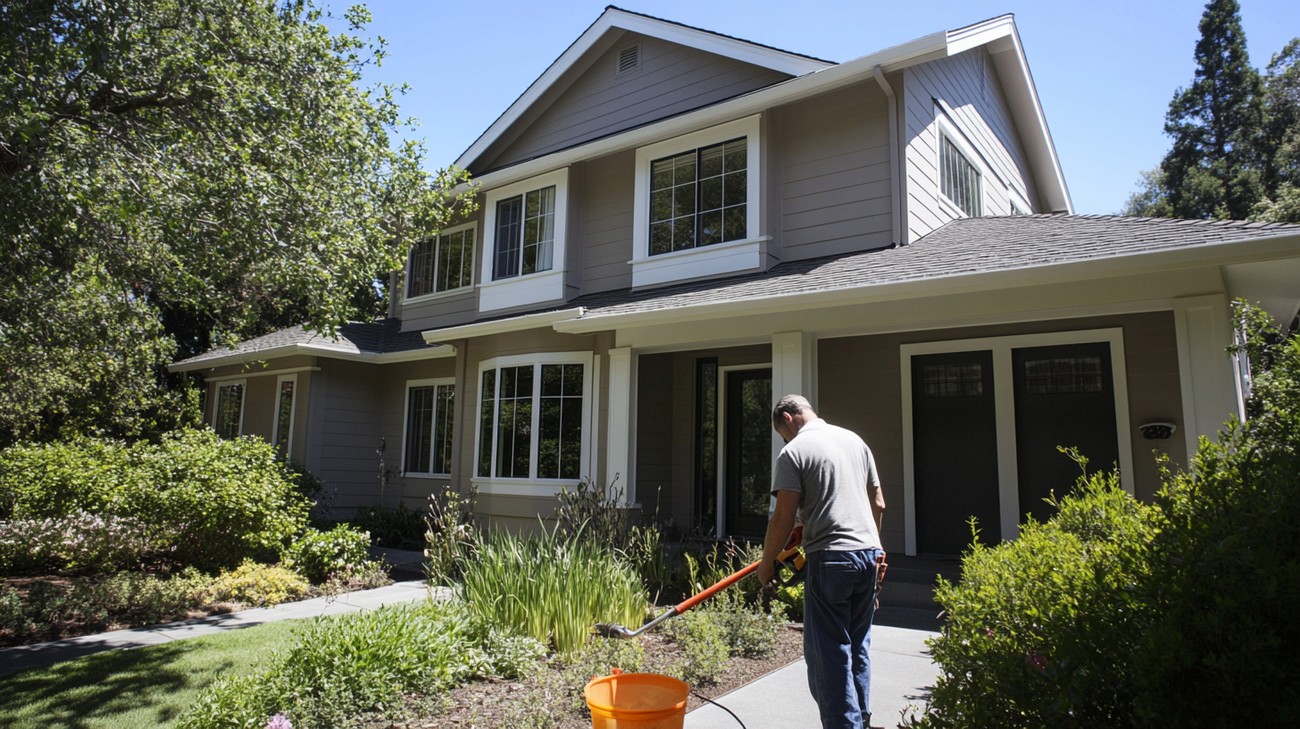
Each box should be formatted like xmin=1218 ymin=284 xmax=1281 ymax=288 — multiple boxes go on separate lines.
xmin=595 ymin=525 xmax=806 ymax=639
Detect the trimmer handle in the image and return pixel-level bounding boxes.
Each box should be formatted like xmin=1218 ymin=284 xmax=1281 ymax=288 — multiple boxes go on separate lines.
xmin=773 ymin=545 xmax=806 ymax=587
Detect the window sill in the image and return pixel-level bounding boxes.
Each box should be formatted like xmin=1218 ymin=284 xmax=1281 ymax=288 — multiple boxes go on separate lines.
xmin=631 ymin=236 xmax=770 ymax=289
xmin=403 ymin=287 xmax=474 ymax=307
xmin=471 ymin=478 xmax=577 ymax=498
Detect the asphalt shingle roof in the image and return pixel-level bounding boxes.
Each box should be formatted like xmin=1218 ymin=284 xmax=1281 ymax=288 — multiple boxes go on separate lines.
xmin=568 ymin=214 xmax=1300 ymax=319
xmin=175 ymin=318 xmax=429 ymax=367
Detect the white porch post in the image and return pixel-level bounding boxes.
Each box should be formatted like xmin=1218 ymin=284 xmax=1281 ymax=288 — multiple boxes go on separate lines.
xmin=1174 ymin=296 xmax=1239 ymax=457
xmin=771 ymin=331 xmax=816 ymax=406
xmin=605 ymin=346 xmax=636 ymax=507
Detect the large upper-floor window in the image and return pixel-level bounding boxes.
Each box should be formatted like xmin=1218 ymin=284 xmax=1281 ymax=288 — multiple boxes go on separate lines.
xmin=479 ymin=169 xmax=570 ymax=312
xmin=408 ymin=225 xmax=475 ymax=298
xmin=475 ymin=353 xmax=591 ymax=484
xmin=213 ymin=381 xmax=245 ymax=439
xmin=940 ymin=134 xmax=982 ymax=218
xmin=650 ymin=137 xmax=747 ymax=255
xmin=632 ymin=116 xmax=762 ymax=288
xmin=405 ymin=379 xmax=455 ymax=476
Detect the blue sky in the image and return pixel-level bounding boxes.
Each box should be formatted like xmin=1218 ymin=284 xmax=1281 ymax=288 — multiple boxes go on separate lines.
xmin=343 ymin=1 xmax=1297 ymax=215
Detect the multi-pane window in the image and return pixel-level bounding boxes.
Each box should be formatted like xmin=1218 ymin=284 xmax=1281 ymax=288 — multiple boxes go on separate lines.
xmin=477 ymin=360 xmax=585 ymax=480
xmin=940 ymin=135 xmax=982 ymax=217
xmin=1021 ymin=356 xmax=1104 ymax=395
xmin=920 ymin=362 xmax=985 ymax=398
xmin=213 ymin=382 xmax=244 ymax=439
xmin=273 ymin=377 xmax=295 ymax=455
xmin=405 ymin=382 xmax=455 ymax=475
xmin=649 ymin=137 xmax=747 ymax=255
xmin=493 ymin=186 xmax=555 ymax=280
xmin=408 ymin=228 xmax=473 ymax=297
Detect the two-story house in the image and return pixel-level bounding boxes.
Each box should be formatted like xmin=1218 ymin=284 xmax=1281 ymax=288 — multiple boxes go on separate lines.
xmin=171 ymin=8 xmax=1300 ymax=557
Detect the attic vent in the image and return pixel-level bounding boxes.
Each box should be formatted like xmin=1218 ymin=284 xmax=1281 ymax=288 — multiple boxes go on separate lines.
xmin=617 ymin=44 xmax=641 ymax=75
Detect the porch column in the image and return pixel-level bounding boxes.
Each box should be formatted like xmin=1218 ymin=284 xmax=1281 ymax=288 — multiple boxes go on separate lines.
xmin=605 ymin=346 xmax=636 ymax=507
xmin=771 ymin=331 xmax=816 ymax=405
xmin=1174 ymin=296 xmax=1239 ymax=457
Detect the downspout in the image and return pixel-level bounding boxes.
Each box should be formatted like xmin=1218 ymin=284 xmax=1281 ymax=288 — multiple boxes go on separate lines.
xmin=872 ymin=65 xmax=904 ymax=246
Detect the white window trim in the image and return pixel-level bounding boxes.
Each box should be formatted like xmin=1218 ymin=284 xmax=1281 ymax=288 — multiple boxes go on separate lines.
xmin=935 ymin=119 xmax=985 ymax=219
xmin=213 ymin=380 xmax=246 ymax=438
xmin=404 ymin=222 xmax=477 ymax=304
xmin=402 ymin=377 xmax=455 ymax=479
xmin=472 ymin=351 xmax=594 ymax=496
xmin=479 ymin=168 xmax=570 ymax=312
xmin=631 ymin=115 xmax=763 ymax=288
xmin=272 ymin=374 xmax=297 ymax=456
xmin=899 ymin=328 xmax=1134 ymax=556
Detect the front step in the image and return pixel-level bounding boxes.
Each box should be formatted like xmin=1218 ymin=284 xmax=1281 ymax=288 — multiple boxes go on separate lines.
xmin=879 ymin=554 xmax=961 ymax=615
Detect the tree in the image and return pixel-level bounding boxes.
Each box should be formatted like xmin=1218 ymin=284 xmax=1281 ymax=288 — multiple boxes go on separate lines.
xmin=0 ymin=0 xmax=475 ymax=445
xmin=1155 ymin=0 xmax=1264 ymax=220
xmin=1253 ymin=39 xmax=1300 ymax=222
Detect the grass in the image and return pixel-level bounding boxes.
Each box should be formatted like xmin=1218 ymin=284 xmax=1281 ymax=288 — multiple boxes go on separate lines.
xmin=0 ymin=619 xmax=302 ymax=728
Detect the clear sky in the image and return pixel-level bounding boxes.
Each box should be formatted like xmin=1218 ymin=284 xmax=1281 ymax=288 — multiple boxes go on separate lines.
xmin=342 ymin=1 xmax=1297 ymax=215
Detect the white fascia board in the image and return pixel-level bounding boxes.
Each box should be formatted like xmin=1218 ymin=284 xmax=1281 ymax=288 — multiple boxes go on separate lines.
xmin=168 ymin=342 xmax=457 ymax=373
xmin=455 ymin=8 xmax=830 ymax=170
xmin=553 ymin=233 xmax=1300 ymax=334
xmin=421 ymin=307 xmax=586 ymax=344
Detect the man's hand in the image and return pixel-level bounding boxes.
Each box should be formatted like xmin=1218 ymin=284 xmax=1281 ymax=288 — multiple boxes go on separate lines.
xmin=759 ymin=490 xmax=800 ymax=591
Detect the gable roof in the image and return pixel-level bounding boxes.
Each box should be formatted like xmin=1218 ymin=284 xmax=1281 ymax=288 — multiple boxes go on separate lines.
xmin=169 ymin=318 xmax=454 ymax=372
xmin=549 ymin=215 xmax=1300 ymax=332
xmin=461 ymin=12 xmax=1071 ymax=214
xmin=455 ymin=6 xmax=832 ymax=172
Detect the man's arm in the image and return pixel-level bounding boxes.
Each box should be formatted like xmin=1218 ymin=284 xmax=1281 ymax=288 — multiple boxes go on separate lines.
xmin=870 ymin=485 xmax=886 ymax=535
xmin=757 ymin=489 xmax=800 ymax=588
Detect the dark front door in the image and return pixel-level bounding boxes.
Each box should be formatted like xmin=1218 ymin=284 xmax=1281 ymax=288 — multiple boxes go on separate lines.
xmin=724 ymin=368 xmax=772 ymax=538
xmin=912 ymin=351 xmax=1001 ymax=555
xmin=1012 ymin=342 xmax=1119 ymax=524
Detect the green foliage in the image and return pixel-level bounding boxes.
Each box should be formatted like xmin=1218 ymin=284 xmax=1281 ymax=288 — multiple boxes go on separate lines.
xmin=0 ymin=510 xmax=160 ymax=574
xmin=0 ymin=429 xmax=312 ymax=571
xmin=664 ymin=608 xmax=730 ymax=685
xmin=178 ymin=600 xmax=516 ymax=729
xmin=349 ymin=502 xmax=425 ymax=549
xmin=556 ymin=475 xmax=628 ymax=548
xmin=922 ymin=471 xmax=1157 ymax=728
xmin=423 ymin=485 xmax=480 ymax=586
xmin=1131 ymin=307 xmax=1300 ymax=726
xmin=0 ymin=0 xmax=477 ymax=445
xmin=1 ymin=569 xmax=213 ymax=646
xmin=208 ymin=562 xmax=311 ymax=608
xmin=285 ymin=524 xmax=374 ymax=584
xmin=460 ymin=525 xmax=647 ymax=655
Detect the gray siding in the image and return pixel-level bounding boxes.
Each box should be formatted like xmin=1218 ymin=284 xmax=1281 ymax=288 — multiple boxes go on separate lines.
xmin=577 ymin=152 xmax=635 ymax=295
xmin=480 ymin=33 xmax=791 ymax=172
xmin=773 ymin=82 xmax=895 ymax=260
xmin=308 ymin=359 xmax=387 ymax=511
xmin=904 ymin=48 xmax=1038 ymax=241
xmin=398 ymin=209 xmax=485 ymax=333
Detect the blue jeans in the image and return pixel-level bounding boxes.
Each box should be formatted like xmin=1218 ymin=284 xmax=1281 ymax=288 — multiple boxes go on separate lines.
xmin=803 ymin=548 xmax=884 ymax=729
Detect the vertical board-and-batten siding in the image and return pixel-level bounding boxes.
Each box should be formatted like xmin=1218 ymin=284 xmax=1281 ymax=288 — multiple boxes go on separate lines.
xmin=904 ymin=49 xmax=1037 ymax=241
xmin=775 ymin=82 xmax=895 ymax=260
xmin=482 ymin=33 xmax=791 ymax=172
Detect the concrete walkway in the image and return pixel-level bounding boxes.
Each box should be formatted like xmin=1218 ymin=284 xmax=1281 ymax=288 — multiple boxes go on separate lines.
xmin=686 ymin=621 xmax=939 ymax=728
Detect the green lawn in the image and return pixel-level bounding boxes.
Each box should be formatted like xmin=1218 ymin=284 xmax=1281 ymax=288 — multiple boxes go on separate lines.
xmin=0 ymin=620 xmax=303 ymax=728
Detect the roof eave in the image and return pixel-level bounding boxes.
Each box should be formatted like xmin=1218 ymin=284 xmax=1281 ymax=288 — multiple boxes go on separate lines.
xmin=168 ymin=342 xmax=456 ymax=373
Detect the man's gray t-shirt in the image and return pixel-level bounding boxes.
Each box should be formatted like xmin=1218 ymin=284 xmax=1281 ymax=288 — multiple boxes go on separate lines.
xmin=772 ymin=418 xmax=882 ymax=554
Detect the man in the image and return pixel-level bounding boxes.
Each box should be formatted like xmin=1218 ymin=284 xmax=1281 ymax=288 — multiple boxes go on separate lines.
xmin=758 ymin=394 xmax=887 ymax=729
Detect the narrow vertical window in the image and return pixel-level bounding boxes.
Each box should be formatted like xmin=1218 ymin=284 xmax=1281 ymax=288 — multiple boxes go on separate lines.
xmin=940 ymin=135 xmax=982 ymax=217
xmin=405 ymin=381 xmax=456 ymax=475
xmin=273 ymin=377 xmax=296 ymax=456
xmin=493 ymin=186 xmax=555 ymax=280
xmin=213 ymin=382 xmax=244 ymax=439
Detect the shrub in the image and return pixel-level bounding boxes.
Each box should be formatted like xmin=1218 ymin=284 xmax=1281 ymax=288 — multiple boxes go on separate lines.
xmin=208 ymin=562 xmax=311 ymax=607
xmin=460 ymin=525 xmax=646 ymax=655
xmin=349 ymin=503 xmax=424 ymax=549
xmin=423 ymin=485 xmax=479 ymax=586
xmin=286 ymin=524 xmax=374 ymax=584
xmin=921 ymin=470 xmax=1157 ymax=728
xmin=1131 ymin=305 xmax=1300 ymax=725
xmin=178 ymin=600 xmax=506 ymax=729
xmin=0 ymin=429 xmax=312 ymax=572
xmin=556 ymin=475 xmax=627 ymax=549
xmin=664 ymin=608 xmax=729 ymax=685
xmin=0 ymin=510 xmax=160 ymax=574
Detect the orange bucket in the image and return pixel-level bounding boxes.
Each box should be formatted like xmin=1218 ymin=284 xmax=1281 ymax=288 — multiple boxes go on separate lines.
xmin=584 ymin=672 xmax=690 ymax=729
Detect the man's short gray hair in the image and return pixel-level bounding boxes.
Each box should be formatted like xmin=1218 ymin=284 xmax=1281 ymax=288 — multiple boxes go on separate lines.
xmin=772 ymin=394 xmax=814 ymax=423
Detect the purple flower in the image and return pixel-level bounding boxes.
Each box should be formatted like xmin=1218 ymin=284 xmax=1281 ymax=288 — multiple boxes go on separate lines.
xmin=265 ymin=713 xmax=293 ymax=729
